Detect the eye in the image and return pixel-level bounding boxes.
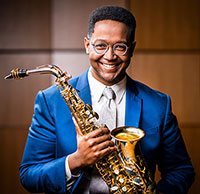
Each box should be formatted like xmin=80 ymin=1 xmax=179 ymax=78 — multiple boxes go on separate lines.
xmin=94 ymin=42 xmax=107 ymax=50
xmin=114 ymin=43 xmax=127 ymax=51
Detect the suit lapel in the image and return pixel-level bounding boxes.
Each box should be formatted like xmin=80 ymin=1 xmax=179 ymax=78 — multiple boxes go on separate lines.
xmin=125 ymin=76 xmax=142 ymax=128
xmin=75 ymin=69 xmax=92 ymax=105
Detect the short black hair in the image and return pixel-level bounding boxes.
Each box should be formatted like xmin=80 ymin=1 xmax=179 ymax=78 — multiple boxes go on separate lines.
xmin=87 ymin=6 xmax=136 ymax=42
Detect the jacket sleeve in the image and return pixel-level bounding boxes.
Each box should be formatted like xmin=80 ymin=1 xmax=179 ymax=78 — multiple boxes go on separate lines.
xmin=157 ymin=95 xmax=195 ymax=194
xmin=19 ymin=90 xmax=70 ymax=193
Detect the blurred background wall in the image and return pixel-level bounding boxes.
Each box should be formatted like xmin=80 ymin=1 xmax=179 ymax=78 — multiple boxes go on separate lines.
xmin=0 ymin=0 xmax=199 ymax=193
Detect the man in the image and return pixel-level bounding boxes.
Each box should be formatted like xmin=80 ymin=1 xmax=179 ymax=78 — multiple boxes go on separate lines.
xmin=19 ymin=6 xmax=195 ymax=194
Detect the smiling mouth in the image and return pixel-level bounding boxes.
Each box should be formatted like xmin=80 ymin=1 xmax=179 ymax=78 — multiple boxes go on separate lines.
xmin=100 ymin=62 xmax=119 ymax=69
xmin=102 ymin=63 xmax=115 ymax=68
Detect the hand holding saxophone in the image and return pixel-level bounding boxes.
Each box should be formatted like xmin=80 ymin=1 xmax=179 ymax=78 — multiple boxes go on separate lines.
xmin=68 ymin=127 xmax=116 ymax=174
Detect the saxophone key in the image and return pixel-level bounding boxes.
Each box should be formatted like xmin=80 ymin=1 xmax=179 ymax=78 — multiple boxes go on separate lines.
xmin=110 ymin=186 xmax=119 ymax=192
xmin=122 ymin=186 xmax=127 ymax=192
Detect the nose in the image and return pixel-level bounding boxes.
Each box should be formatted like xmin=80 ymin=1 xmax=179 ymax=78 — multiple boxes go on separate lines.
xmin=103 ymin=46 xmax=117 ymax=60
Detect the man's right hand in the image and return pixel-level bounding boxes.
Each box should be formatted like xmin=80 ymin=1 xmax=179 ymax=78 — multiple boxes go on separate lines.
xmin=68 ymin=127 xmax=116 ymax=174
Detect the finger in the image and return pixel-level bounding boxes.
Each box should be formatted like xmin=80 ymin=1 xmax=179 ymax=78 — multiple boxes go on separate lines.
xmin=86 ymin=127 xmax=110 ymax=139
xmin=98 ymin=140 xmax=115 ymax=150
xmin=95 ymin=145 xmax=116 ymax=160
xmin=85 ymin=133 xmax=113 ymax=149
xmin=93 ymin=134 xmax=112 ymax=145
xmin=92 ymin=140 xmax=115 ymax=154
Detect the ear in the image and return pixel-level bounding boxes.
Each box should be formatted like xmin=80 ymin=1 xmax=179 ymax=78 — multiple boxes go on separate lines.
xmin=129 ymin=41 xmax=136 ymax=57
xmin=84 ymin=37 xmax=90 ymax=54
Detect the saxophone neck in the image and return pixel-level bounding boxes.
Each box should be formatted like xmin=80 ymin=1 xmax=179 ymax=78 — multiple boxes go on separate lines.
xmin=4 ymin=64 xmax=71 ymax=80
xmin=28 ymin=64 xmax=63 ymax=78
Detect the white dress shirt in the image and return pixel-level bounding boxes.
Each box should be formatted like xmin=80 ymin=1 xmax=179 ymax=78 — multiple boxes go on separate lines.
xmin=65 ymin=68 xmax=127 ymax=190
xmin=88 ymin=67 xmax=126 ymax=128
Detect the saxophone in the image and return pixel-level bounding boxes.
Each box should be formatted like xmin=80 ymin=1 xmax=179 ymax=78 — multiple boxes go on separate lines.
xmin=5 ymin=64 xmax=158 ymax=194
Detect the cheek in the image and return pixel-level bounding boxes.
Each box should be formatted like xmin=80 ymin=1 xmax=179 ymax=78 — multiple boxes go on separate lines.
xmin=119 ymin=57 xmax=130 ymax=67
xmin=89 ymin=52 xmax=101 ymax=63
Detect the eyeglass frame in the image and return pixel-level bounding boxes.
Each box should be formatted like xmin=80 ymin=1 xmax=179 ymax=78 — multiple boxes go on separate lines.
xmin=89 ymin=40 xmax=130 ymax=56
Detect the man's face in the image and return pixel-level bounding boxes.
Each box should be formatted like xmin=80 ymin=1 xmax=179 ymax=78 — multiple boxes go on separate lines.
xmin=84 ymin=20 xmax=135 ymax=86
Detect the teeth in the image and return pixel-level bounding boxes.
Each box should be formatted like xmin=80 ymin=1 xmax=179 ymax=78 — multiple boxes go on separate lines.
xmin=102 ymin=63 xmax=115 ymax=68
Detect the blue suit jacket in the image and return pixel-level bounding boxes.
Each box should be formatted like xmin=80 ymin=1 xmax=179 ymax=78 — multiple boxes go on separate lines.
xmin=19 ymin=70 xmax=195 ymax=194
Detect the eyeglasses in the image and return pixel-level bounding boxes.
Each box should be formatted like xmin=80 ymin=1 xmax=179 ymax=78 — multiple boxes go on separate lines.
xmin=90 ymin=41 xmax=129 ymax=56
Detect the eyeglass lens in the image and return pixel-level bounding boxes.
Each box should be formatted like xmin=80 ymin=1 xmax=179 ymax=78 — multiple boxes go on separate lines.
xmin=93 ymin=41 xmax=128 ymax=56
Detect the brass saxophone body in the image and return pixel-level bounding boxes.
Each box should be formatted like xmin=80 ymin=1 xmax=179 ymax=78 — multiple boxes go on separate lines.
xmin=5 ymin=64 xmax=158 ymax=194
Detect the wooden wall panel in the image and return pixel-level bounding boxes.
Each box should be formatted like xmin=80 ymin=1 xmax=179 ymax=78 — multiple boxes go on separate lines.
xmin=51 ymin=51 xmax=90 ymax=78
xmin=0 ymin=1 xmax=52 ymax=193
xmin=0 ymin=53 xmax=51 ymax=127
xmin=0 ymin=0 xmax=51 ymax=49
xmin=130 ymin=0 xmax=200 ymax=50
xmin=127 ymin=53 xmax=200 ymax=124
xmin=0 ymin=128 xmax=34 ymax=194
xmin=51 ymin=0 xmax=128 ymax=49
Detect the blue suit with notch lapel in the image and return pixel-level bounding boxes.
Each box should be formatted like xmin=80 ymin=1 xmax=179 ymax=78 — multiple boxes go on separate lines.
xmin=19 ymin=69 xmax=195 ymax=194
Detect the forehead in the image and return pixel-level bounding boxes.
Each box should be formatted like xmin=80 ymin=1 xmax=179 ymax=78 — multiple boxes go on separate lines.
xmin=91 ymin=20 xmax=129 ymax=42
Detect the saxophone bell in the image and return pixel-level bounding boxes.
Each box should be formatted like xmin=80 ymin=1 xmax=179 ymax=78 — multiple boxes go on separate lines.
xmin=111 ymin=127 xmax=145 ymax=171
xmin=111 ymin=127 xmax=145 ymax=148
xmin=111 ymin=127 xmax=158 ymax=194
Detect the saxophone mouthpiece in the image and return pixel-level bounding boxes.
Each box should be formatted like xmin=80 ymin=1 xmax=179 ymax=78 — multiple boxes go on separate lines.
xmin=4 ymin=68 xmax=28 ymax=79
xmin=4 ymin=74 xmax=13 ymax=79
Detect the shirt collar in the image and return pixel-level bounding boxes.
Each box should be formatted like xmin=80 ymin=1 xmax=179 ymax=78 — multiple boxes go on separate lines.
xmin=88 ymin=67 xmax=127 ymax=104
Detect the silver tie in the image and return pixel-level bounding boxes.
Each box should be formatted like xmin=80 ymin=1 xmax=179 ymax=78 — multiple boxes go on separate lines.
xmin=89 ymin=87 xmax=117 ymax=194
xmin=100 ymin=87 xmax=117 ymax=130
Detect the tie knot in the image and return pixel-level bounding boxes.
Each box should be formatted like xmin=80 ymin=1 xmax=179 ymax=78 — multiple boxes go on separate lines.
xmin=103 ymin=87 xmax=115 ymax=100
